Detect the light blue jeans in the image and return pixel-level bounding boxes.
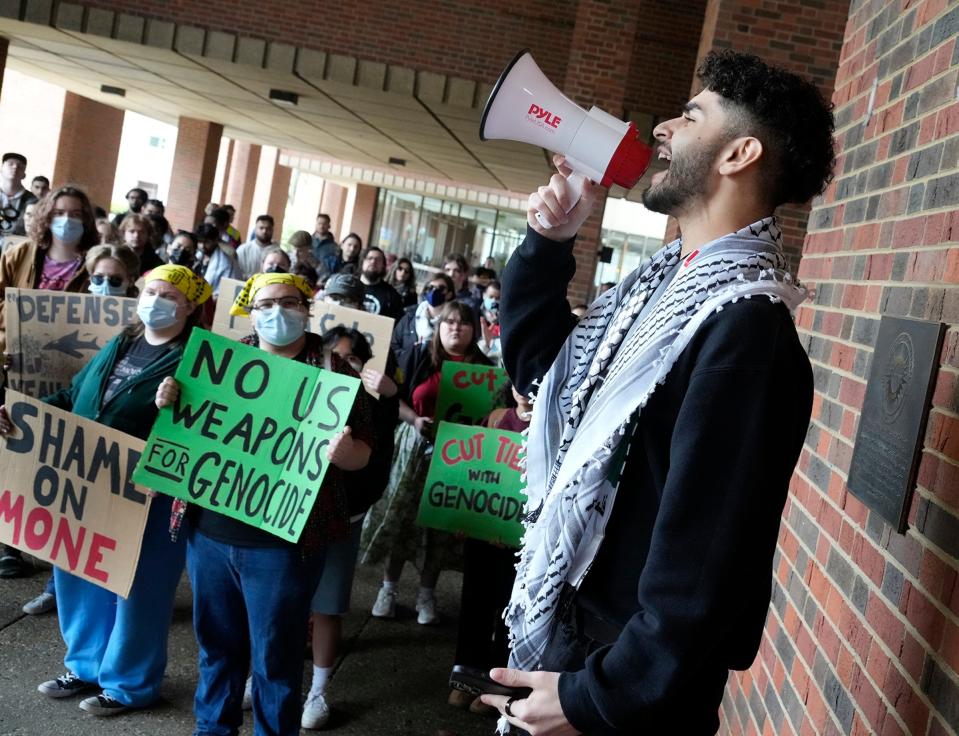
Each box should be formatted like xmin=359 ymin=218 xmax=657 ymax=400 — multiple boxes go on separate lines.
xmin=54 ymin=495 xmax=185 ymax=707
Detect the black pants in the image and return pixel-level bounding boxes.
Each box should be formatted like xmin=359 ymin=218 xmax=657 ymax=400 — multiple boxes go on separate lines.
xmin=453 ymin=538 xmax=517 ymax=671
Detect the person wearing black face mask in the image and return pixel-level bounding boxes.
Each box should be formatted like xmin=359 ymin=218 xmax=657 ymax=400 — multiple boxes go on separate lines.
xmin=167 ymin=231 xmax=197 ymax=269
xmin=388 ymin=273 xmax=455 ymax=375
xmin=259 ymin=245 xmax=291 ymax=275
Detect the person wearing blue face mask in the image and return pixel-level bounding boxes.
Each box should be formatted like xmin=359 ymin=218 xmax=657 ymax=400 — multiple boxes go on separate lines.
xmin=155 ymin=271 xmax=373 ymax=736
xmin=85 ymin=244 xmax=141 ymax=298
xmin=388 ymin=272 xmax=456 ymax=376
xmin=0 ymin=185 xmax=100 ymax=579
xmin=0 ymin=264 xmax=211 ymax=716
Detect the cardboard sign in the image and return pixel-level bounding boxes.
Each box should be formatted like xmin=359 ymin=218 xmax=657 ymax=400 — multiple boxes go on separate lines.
xmin=434 ymin=362 xmax=510 ymax=426
xmin=4 ymin=288 xmax=138 ymax=398
xmin=132 ymin=330 xmax=360 ymax=543
xmin=211 ymin=278 xmax=395 ymax=396
xmin=415 ymin=421 xmax=526 ymax=547
xmin=0 ymin=391 xmax=151 ymax=597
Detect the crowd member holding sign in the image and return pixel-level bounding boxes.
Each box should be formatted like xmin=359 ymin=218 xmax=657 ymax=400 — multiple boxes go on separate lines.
xmin=0 ymin=264 xmax=211 ymax=714
xmin=159 ymin=271 xmax=373 ymax=736
xmin=485 ymin=51 xmax=826 ymax=736
xmin=448 ymin=383 xmax=530 ymax=715
xmin=300 ymin=326 xmax=399 ymax=730
xmin=362 ymin=300 xmax=491 ymax=625
xmin=0 ymin=185 xmax=101 ymax=577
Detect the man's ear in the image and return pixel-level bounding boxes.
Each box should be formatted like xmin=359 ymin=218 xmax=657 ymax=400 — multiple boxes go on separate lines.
xmin=717 ymin=136 xmax=764 ymax=176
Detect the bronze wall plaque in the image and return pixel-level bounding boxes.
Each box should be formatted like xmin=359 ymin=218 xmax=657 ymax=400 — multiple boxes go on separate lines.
xmin=848 ymin=316 xmax=945 ymax=533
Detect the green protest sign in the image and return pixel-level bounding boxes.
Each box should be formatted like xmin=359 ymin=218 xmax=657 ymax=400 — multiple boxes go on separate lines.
xmin=132 ymin=329 xmax=360 ymax=542
xmin=415 ymin=421 xmax=526 ymax=547
xmin=434 ymin=362 xmax=510 ymax=426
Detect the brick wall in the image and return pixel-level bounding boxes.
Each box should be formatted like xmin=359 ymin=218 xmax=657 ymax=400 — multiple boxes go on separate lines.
xmin=720 ymin=1 xmax=959 ymax=735
xmin=51 ymin=92 xmax=124 ymax=209
xmin=76 ymin=0 xmax=578 ymax=87
xmin=166 ymin=117 xmax=223 ymax=232
xmin=222 ymin=140 xmax=261 ymax=237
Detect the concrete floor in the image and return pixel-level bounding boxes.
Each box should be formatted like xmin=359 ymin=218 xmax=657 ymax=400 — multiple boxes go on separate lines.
xmin=0 ymin=559 xmax=497 ymax=736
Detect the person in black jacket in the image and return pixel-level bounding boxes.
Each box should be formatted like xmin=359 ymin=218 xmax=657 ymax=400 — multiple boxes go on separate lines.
xmin=481 ymin=51 xmax=835 ymax=736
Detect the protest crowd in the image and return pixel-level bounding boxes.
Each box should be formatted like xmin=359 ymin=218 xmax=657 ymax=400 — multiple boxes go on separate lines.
xmin=0 ymin=149 xmax=540 ymax=734
xmin=0 ymin=47 xmax=835 ymax=736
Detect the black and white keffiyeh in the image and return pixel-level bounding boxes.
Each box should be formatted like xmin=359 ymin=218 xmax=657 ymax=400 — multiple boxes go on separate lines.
xmin=502 ymin=217 xmax=809 ymax=681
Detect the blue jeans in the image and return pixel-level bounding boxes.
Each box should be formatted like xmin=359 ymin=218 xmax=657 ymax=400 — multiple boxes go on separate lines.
xmin=55 ymin=495 xmax=185 ymax=706
xmin=187 ymin=527 xmax=323 ymax=736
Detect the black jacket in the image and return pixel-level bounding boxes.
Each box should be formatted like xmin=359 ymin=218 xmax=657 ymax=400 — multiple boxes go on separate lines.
xmin=500 ymin=228 xmax=813 ymax=734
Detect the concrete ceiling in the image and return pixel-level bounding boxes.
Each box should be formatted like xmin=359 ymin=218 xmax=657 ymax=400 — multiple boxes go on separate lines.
xmin=0 ymin=4 xmax=659 ymax=206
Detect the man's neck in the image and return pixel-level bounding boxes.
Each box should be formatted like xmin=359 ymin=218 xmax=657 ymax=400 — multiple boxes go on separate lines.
xmin=255 ymin=238 xmax=271 ymax=246
xmin=361 ymin=274 xmax=380 ymax=286
xmin=1 ymin=180 xmax=23 ymax=197
xmin=674 ymin=198 xmax=771 ymax=258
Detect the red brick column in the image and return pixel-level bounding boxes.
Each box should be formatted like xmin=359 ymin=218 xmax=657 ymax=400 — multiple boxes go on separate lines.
xmin=51 ymin=93 xmax=124 ymax=209
xmin=167 ymin=117 xmax=223 ymax=232
xmin=223 ymin=140 xmax=261 ymax=237
xmin=343 ymin=183 xmax=378 ymax=245
xmin=249 ymin=146 xmax=292 ymax=238
xmin=693 ymin=0 xmax=849 ymax=269
xmin=319 ymin=181 xmax=348 ymax=241
xmin=561 ymin=0 xmax=640 ymax=305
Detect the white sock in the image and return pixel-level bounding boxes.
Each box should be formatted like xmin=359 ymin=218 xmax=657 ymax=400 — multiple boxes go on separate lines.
xmin=381 ymin=580 xmax=396 ymax=593
xmin=310 ymin=665 xmax=332 ymax=695
xmin=417 ymin=585 xmax=435 ymax=601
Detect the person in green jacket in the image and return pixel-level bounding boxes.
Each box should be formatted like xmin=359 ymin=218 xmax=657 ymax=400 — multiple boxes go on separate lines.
xmin=0 ymin=264 xmax=212 ymax=717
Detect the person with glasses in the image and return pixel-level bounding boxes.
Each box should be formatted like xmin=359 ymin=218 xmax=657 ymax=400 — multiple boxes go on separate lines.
xmin=0 ymin=265 xmax=211 ymax=715
xmin=156 ymin=271 xmax=373 ymax=736
xmin=362 ymin=300 xmax=492 ymax=625
xmin=389 ymin=272 xmax=455 ymax=376
xmin=386 ymin=256 xmax=417 ymax=309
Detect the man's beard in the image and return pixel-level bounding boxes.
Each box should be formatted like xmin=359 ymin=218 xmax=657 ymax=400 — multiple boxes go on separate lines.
xmin=362 ymin=268 xmax=382 ymax=283
xmin=641 ymin=138 xmax=723 ymax=215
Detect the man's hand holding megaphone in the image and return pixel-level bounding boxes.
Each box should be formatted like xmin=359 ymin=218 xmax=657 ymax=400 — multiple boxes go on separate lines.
xmin=528 ymin=154 xmax=604 ymax=243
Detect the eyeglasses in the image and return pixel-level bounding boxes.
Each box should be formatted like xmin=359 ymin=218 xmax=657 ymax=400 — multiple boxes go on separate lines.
xmin=91 ymin=273 xmax=125 ymax=288
xmin=251 ymin=296 xmax=305 ymax=310
xmin=428 ymin=285 xmax=447 ymax=293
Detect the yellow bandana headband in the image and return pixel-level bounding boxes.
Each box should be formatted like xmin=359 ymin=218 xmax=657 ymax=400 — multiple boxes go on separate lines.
xmin=145 ymin=264 xmax=212 ymax=304
xmin=230 ymin=272 xmax=314 ymax=316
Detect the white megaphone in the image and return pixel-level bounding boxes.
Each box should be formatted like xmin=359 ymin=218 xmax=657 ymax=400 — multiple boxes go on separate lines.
xmin=480 ymin=50 xmax=653 ymax=228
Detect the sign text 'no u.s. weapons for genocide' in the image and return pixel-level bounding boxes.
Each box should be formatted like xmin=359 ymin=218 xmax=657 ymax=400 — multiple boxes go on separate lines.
xmin=434 ymin=362 xmax=510 ymax=426
xmin=211 ymin=278 xmax=395 ymax=397
xmin=4 ymin=288 xmax=138 ymax=398
xmin=416 ymin=421 xmax=527 ymax=547
xmin=0 ymin=391 xmax=151 ymax=597
xmin=132 ymin=330 xmax=360 ymax=543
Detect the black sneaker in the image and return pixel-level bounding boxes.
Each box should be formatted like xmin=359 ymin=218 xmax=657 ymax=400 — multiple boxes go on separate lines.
xmin=0 ymin=551 xmax=28 ymax=578
xmin=79 ymin=694 xmax=128 ymax=716
xmin=38 ymin=672 xmax=97 ymax=699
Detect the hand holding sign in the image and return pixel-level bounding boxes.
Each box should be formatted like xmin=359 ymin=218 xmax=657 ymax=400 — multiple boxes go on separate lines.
xmin=0 ymin=404 xmax=11 ymax=434
xmin=435 ymin=362 xmax=510 ymax=426
xmin=326 ymin=426 xmax=371 ymax=471
xmin=154 ymin=376 xmax=180 ymax=409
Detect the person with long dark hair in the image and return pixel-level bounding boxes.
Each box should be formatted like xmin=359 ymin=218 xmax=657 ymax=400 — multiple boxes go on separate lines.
xmin=0 ymin=265 xmax=212 ymax=716
xmin=361 ymin=300 xmax=492 ymax=625
xmin=386 ymin=257 xmax=417 ymax=309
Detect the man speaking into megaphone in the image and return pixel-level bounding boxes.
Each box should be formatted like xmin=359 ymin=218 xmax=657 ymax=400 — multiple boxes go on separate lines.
xmin=480 ymin=51 xmax=835 ymax=735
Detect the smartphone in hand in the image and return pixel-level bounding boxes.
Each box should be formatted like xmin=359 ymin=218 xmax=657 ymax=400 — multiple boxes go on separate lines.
xmin=449 ymin=665 xmax=532 ymax=698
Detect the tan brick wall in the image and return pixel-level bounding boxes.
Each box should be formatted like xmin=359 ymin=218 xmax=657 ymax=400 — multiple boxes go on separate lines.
xmin=51 ymin=92 xmax=124 ymax=209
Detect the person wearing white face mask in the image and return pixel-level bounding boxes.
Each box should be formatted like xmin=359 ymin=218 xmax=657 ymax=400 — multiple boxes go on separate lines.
xmin=0 ymin=264 xmax=212 ymax=715
xmin=85 ymin=244 xmax=141 ymax=298
xmin=0 ymin=185 xmax=100 ymax=579
xmin=155 ymin=271 xmax=374 ymax=736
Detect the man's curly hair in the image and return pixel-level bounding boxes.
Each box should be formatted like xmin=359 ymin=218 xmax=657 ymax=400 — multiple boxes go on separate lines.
xmin=698 ymin=50 xmax=835 ymax=207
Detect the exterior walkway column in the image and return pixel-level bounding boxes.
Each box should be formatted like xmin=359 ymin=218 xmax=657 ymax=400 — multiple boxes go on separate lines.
xmin=167 ymin=117 xmax=223 ymax=232
xmin=562 ymin=0 xmax=640 ymax=304
xmin=319 ymin=181 xmax=348 ymax=241
xmin=51 ymin=93 xmax=124 ymax=209
xmin=691 ymin=0 xmax=847 ymax=268
xmin=0 ymin=37 xmax=8 ymax=96
xmin=342 ymin=183 xmax=378 ymax=246
xmin=223 ymin=140 xmax=261 ymax=237
xmin=249 ymin=146 xmax=292 ymax=237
